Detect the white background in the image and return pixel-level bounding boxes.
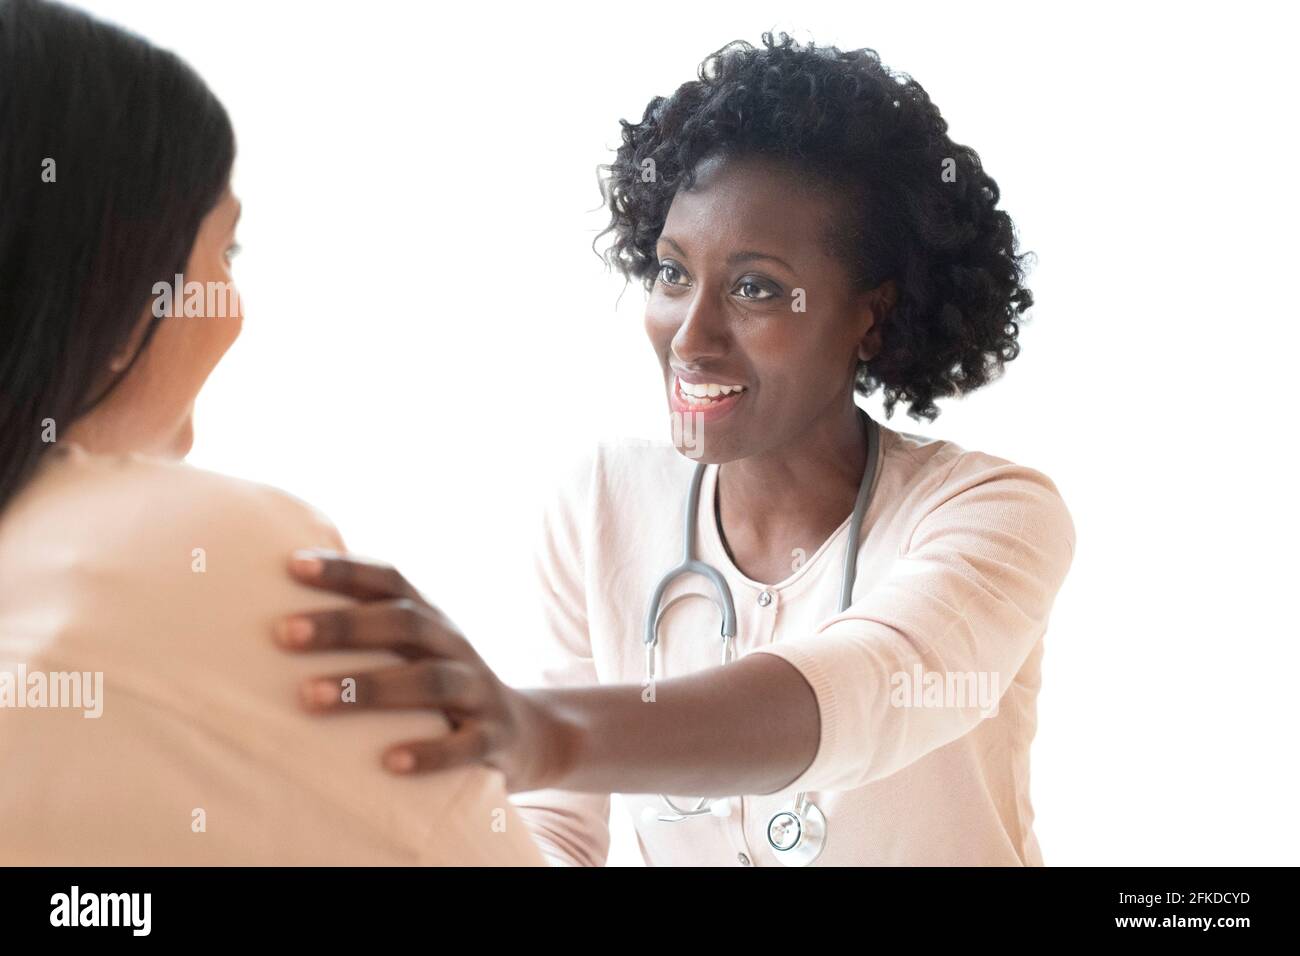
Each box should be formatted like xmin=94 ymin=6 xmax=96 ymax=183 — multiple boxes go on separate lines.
xmin=81 ymin=0 xmax=1300 ymax=865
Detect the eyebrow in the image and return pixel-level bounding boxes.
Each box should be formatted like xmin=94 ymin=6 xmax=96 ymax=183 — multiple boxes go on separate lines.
xmin=728 ymin=249 xmax=795 ymax=272
xmin=231 ymin=199 xmax=243 ymax=229
xmin=656 ymin=236 xmax=794 ymax=272
xmin=658 ymin=236 xmax=687 ymax=258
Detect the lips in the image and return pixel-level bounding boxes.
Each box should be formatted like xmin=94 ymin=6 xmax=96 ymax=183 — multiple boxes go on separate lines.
xmin=669 ymin=375 xmax=747 ymax=422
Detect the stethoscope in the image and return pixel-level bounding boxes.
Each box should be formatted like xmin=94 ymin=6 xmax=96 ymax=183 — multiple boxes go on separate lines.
xmin=641 ymin=406 xmax=883 ymax=866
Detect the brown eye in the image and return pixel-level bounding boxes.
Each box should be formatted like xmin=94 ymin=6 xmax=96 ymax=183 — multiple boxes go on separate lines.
xmin=657 ymin=262 xmax=687 ymax=286
xmin=734 ymin=277 xmax=777 ymax=300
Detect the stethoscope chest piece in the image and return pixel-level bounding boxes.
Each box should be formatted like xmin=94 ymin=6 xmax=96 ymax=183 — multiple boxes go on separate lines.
xmin=766 ymin=800 xmax=827 ymax=866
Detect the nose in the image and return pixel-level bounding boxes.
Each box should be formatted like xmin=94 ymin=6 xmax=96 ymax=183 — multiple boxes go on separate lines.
xmin=669 ymin=284 xmax=730 ymax=367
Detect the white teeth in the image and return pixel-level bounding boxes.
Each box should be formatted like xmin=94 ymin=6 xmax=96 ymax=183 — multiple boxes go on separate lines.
xmin=678 ymin=378 xmax=745 ymax=401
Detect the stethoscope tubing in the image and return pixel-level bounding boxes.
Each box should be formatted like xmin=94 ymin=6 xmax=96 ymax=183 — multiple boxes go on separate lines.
xmin=641 ymin=407 xmax=883 ymax=862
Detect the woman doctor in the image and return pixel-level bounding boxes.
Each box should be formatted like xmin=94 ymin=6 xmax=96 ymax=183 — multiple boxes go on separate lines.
xmin=273 ymin=33 xmax=1077 ymax=866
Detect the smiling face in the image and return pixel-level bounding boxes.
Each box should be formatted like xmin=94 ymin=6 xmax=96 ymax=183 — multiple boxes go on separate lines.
xmin=645 ymin=153 xmax=894 ymax=463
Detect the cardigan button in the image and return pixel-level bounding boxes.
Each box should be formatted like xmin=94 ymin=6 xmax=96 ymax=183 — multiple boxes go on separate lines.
xmin=757 ymin=590 xmax=773 ymax=607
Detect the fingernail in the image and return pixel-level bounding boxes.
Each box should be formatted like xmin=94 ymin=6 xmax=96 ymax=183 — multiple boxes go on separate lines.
xmin=289 ymin=551 xmax=324 ymax=578
xmin=276 ymin=617 xmax=314 ymax=647
xmin=385 ymin=750 xmax=415 ymax=773
xmin=300 ymin=680 xmax=337 ymax=709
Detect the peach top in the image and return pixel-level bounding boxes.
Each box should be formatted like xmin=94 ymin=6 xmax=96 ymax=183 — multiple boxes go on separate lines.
xmin=0 ymin=444 xmax=543 ymax=866
xmin=510 ymin=414 xmax=1076 ymax=866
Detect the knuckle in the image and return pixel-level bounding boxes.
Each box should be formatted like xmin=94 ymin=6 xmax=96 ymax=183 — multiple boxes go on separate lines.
xmin=417 ymin=661 xmax=445 ymax=699
xmin=317 ymin=610 xmax=351 ymax=648
xmin=392 ymin=598 xmax=434 ymax=644
xmin=467 ymin=724 xmax=493 ymax=759
xmin=461 ymin=671 xmax=492 ymax=710
xmin=320 ymin=558 xmax=351 ymax=588
xmin=392 ymin=597 xmax=421 ymax=625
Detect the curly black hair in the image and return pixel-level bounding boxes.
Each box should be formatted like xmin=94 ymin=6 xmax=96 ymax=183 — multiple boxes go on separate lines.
xmin=597 ymin=32 xmax=1034 ymax=423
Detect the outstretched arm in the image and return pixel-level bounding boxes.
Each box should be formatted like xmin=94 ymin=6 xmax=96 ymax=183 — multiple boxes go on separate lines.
xmin=279 ymin=550 xmax=823 ymax=796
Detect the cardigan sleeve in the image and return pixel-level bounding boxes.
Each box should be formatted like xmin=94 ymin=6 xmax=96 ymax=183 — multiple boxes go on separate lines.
xmin=745 ymin=452 xmax=1077 ymax=794
xmin=508 ymin=448 xmax=613 ymax=866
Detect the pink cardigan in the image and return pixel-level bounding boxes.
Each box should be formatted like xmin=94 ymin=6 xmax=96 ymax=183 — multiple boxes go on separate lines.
xmin=510 ymin=417 xmax=1076 ymax=866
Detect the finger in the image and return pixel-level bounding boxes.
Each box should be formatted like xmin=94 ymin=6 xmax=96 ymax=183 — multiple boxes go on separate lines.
xmin=382 ymin=722 xmax=492 ymax=775
xmin=287 ymin=550 xmax=421 ymax=602
xmin=298 ymin=659 xmax=486 ymax=713
xmin=275 ymin=599 xmax=472 ymax=660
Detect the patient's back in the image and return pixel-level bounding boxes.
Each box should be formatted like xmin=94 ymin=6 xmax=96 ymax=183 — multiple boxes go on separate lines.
xmin=0 ymin=444 xmax=543 ymax=865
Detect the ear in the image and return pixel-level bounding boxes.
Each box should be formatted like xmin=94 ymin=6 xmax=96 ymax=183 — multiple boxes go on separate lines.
xmin=108 ymin=309 xmax=156 ymax=373
xmin=856 ymin=279 xmax=898 ymax=362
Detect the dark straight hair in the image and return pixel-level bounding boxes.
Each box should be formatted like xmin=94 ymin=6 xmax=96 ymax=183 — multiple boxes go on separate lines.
xmin=0 ymin=0 xmax=235 ymax=511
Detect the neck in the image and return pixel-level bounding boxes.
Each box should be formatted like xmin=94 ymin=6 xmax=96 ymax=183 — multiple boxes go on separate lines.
xmin=64 ymin=403 xmax=191 ymax=460
xmin=715 ymin=396 xmax=869 ymax=567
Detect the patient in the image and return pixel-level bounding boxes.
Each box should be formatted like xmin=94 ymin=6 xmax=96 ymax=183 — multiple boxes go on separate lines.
xmin=0 ymin=0 xmax=542 ymax=865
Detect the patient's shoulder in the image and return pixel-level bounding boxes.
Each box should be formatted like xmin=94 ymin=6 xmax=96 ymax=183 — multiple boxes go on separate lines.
xmin=0 ymin=445 xmax=345 ymax=620
xmin=4 ymin=443 xmax=342 ymax=559
xmin=0 ymin=446 xmax=546 ymax=866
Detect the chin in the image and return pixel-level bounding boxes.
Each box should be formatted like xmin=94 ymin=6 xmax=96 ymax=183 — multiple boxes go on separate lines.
xmin=669 ymin=431 xmax=732 ymax=466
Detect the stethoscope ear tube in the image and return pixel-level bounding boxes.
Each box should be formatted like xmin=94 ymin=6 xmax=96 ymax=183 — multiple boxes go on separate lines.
xmin=642 ymin=409 xmax=881 ymax=866
xmin=838 ymin=410 xmax=881 ymax=613
xmin=642 ymin=459 xmax=738 ymax=680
